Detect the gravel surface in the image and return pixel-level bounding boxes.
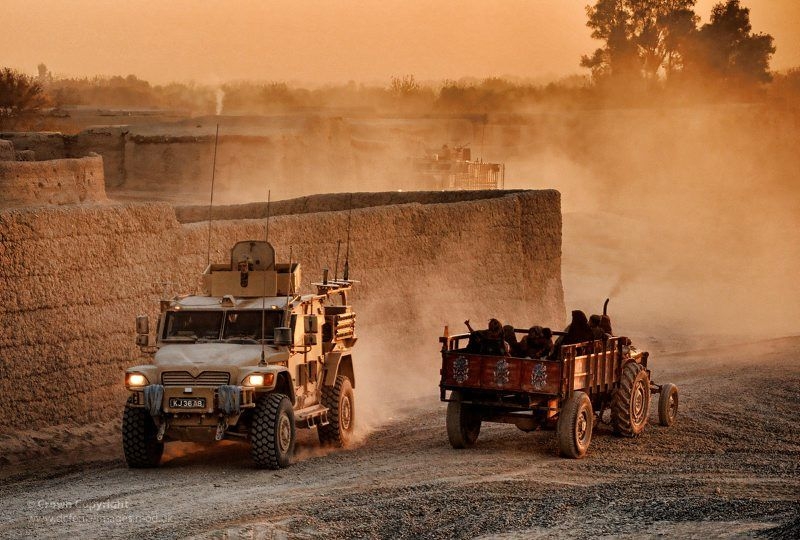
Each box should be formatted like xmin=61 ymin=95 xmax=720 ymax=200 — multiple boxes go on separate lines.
xmin=0 ymin=336 xmax=798 ymax=539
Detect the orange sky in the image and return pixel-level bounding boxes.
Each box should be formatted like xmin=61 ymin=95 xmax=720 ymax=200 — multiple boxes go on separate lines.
xmin=2 ymin=0 xmax=798 ymax=84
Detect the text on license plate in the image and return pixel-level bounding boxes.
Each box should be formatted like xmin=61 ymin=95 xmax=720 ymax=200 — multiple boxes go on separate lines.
xmin=169 ymin=397 xmax=206 ymax=408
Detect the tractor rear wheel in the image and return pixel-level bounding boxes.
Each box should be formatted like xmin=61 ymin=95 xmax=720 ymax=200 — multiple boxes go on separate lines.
xmin=658 ymin=383 xmax=679 ymax=427
xmin=446 ymin=391 xmax=481 ymax=449
xmin=557 ymin=391 xmax=593 ymax=458
xmin=611 ymin=362 xmax=651 ymax=437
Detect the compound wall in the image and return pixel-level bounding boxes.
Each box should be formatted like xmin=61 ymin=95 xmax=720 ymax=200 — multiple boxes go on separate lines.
xmin=0 ymin=154 xmax=107 ymax=207
xmin=0 ymin=190 xmax=563 ymax=440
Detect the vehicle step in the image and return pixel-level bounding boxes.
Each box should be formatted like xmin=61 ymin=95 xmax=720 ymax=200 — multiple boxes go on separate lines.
xmin=295 ymin=405 xmax=330 ymax=428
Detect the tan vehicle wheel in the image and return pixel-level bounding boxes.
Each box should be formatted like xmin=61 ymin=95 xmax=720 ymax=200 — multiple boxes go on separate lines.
xmin=658 ymin=383 xmax=679 ymax=427
xmin=251 ymin=393 xmax=295 ymax=469
xmin=557 ymin=391 xmax=593 ymax=458
xmin=122 ymin=397 xmax=163 ymax=468
xmin=318 ymin=375 xmax=355 ymax=447
xmin=446 ymin=391 xmax=481 ymax=449
xmin=612 ymin=362 xmax=651 ymax=437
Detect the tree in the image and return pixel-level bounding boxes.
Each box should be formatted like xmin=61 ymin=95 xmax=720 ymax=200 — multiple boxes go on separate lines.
xmin=0 ymin=68 xmax=48 ymax=117
xmin=685 ymin=0 xmax=775 ymax=84
xmin=581 ymin=0 xmax=640 ymax=81
xmin=36 ymin=63 xmax=52 ymax=84
xmin=581 ymin=0 xmax=698 ymax=82
xmin=389 ymin=74 xmax=421 ymax=98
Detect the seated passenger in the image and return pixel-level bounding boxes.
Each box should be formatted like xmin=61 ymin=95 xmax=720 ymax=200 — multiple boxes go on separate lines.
xmin=479 ymin=318 xmax=509 ymax=356
xmin=503 ymin=325 xmax=525 ymax=356
xmin=561 ymin=310 xmax=595 ymax=346
xmin=589 ymin=314 xmax=606 ymax=340
xmin=523 ymin=326 xmax=553 ymax=359
xmin=465 ymin=330 xmax=482 ymax=353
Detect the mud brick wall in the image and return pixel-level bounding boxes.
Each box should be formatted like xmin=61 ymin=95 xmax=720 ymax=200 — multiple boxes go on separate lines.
xmin=119 ymin=129 xmax=354 ymax=200
xmin=0 ymin=132 xmax=67 ymax=161
xmin=0 ymin=204 xmax=184 ymax=431
xmin=72 ymin=127 xmax=129 ymax=188
xmin=0 ymin=190 xmax=564 ymax=434
xmin=0 ymin=155 xmax=107 ymax=207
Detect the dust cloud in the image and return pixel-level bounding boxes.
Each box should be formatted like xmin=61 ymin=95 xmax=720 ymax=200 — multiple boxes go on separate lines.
xmin=198 ymin=96 xmax=799 ymax=424
xmin=183 ymin=84 xmax=798 ymax=350
xmin=501 ymin=105 xmax=800 ymax=342
xmin=125 ymin=93 xmax=800 ymax=429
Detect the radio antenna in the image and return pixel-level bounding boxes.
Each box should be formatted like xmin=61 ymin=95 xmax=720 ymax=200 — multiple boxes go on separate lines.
xmin=205 ymin=123 xmax=220 ymax=266
xmin=333 ymin=239 xmax=342 ymax=281
xmin=285 ymin=246 xmax=293 ymax=309
xmin=260 ymin=189 xmax=271 ymax=365
xmin=343 ymin=194 xmax=353 ymax=281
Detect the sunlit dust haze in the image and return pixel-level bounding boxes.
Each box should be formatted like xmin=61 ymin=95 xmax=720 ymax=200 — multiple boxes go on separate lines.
xmin=3 ymin=0 xmax=799 ymax=83
xmin=500 ymin=107 xmax=800 ymax=344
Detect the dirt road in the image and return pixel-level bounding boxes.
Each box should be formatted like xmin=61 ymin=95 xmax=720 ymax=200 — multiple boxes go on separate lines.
xmin=1 ymin=336 xmax=798 ymax=539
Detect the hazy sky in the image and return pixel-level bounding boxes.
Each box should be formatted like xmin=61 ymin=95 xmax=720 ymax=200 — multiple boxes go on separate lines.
xmin=3 ymin=0 xmax=798 ymax=85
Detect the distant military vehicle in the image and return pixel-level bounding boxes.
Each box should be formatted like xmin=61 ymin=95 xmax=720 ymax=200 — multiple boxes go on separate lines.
xmin=123 ymin=240 xmax=357 ymax=469
xmin=438 ymin=311 xmax=678 ymax=458
xmin=413 ymin=144 xmax=504 ymax=190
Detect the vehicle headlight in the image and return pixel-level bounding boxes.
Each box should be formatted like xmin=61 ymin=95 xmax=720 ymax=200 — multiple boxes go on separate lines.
xmin=244 ymin=373 xmax=274 ymax=387
xmin=126 ymin=373 xmax=148 ymax=387
xmin=247 ymin=374 xmax=264 ymax=386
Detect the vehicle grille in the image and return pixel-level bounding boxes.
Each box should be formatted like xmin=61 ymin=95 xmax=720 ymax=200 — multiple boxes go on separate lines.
xmin=161 ymin=371 xmax=231 ymax=386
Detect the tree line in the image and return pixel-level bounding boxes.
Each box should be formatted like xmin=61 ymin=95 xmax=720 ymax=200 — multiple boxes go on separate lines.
xmin=0 ymin=0 xmax=795 ymax=123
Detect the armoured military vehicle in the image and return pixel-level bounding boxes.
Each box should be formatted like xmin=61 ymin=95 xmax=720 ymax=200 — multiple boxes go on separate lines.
xmin=123 ymin=240 xmax=357 ymax=469
xmin=413 ymin=144 xmax=505 ymax=191
xmin=438 ymin=313 xmax=678 ymax=458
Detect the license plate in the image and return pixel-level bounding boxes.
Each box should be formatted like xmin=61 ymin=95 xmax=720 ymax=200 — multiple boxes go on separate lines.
xmin=169 ymin=397 xmax=206 ymax=409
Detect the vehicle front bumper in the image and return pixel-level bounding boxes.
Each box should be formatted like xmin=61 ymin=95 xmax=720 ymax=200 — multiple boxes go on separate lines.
xmin=128 ymin=384 xmax=256 ymax=416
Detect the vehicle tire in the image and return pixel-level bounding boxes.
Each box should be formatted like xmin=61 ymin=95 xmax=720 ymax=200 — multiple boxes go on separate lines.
xmin=318 ymin=375 xmax=355 ymax=447
xmin=122 ymin=397 xmax=163 ymax=468
xmin=446 ymin=391 xmax=481 ymax=449
xmin=557 ymin=391 xmax=593 ymax=458
xmin=658 ymin=383 xmax=679 ymax=427
xmin=611 ymin=362 xmax=651 ymax=437
xmin=251 ymin=393 xmax=295 ymax=469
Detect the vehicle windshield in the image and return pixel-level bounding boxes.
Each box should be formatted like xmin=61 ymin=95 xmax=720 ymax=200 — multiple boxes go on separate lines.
xmin=162 ymin=309 xmax=285 ymax=342
xmin=163 ymin=311 xmax=223 ymax=341
xmin=223 ymin=310 xmax=284 ymax=341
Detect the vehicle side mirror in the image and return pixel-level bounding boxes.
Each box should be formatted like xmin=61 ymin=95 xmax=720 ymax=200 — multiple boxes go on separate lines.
xmin=136 ymin=315 xmax=149 ymax=335
xmin=274 ymin=327 xmax=292 ymax=346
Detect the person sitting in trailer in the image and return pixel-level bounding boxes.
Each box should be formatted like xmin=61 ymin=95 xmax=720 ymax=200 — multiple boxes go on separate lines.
xmin=480 ymin=319 xmax=509 ymax=356
xmin=589 ymin=314 xmax=607 ymax=340
xmin=503 ymin=325 xmax=525 ymax=356
xmin=522 ymin=326 xmax=553 ymax=359
xmin=464 ymin=318 xmax=509 ymax=356
xmin=551 ymin=310 xmax=595 ymax=359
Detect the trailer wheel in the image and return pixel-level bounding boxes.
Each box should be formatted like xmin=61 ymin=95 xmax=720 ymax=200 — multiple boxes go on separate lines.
xmin=122 ymin=397 xmax=163 ymax=468
xmin=611 ymin=362 xmax=651 ymax=437
xmin=318 ymin=375 xmax=355 ymax=447
xmin=446 ymin=391 xmax=481 ymax=449
xmin=557 ymin=391 xmax=593 ymax=458
xmin=251 ymin=393 xmax=295 ymax=469
xmin=658 ymin=383 xmax=679 ymax=427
